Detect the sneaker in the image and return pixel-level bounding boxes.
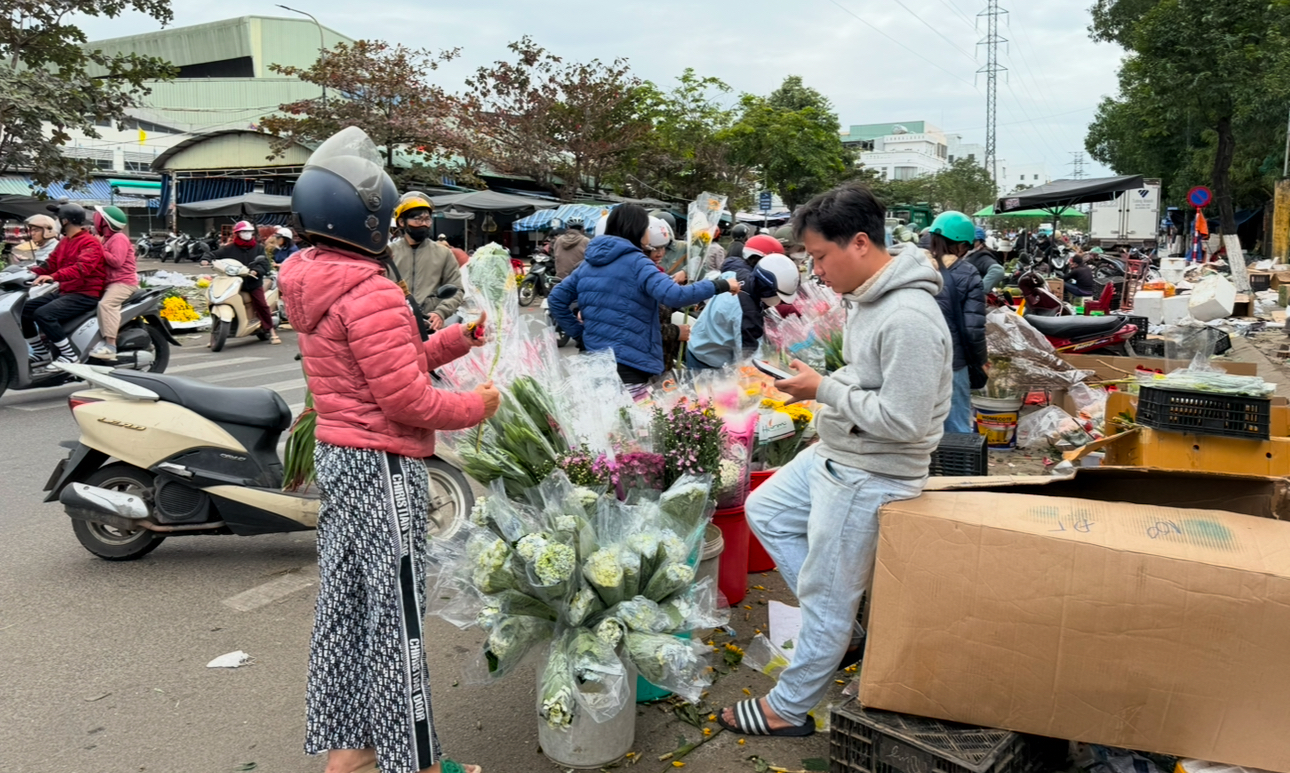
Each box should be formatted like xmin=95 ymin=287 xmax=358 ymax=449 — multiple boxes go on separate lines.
xmin=88 ymin=343 xmax=117 ymax=361
xmin=41 ymin=357 xmax=74 ymax=374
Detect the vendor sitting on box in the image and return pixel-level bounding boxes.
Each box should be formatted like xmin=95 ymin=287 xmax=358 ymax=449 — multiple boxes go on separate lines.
xmin=718 ymin=183 xmax=952 ymax=738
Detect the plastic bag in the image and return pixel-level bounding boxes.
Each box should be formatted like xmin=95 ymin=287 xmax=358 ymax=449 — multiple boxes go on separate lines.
xmin=1067 ymin=383 xmax=1109 ymax=426
xmin=471 ymin=613 xmax=555 ymax=681
xmin=985 ymin=309 xmax=1094 ymax=388
xmin=622 ymin=631 xmax=712 ymax=704
xmin=1138 ymin=368 xmax=1274 ymax=397
xmin=1016 ymin=405 xmax=1093 ymax=451
xmin=684 ymin=193 xmax=727 ymax=284
xmin=658 ymin=576 xmax=730 ymax=631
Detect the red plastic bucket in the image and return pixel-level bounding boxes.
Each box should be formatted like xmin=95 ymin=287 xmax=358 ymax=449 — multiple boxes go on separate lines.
xmin=746 ymin=471 xmax=777 ymax=573
xmin=712 ymin=506 xmax=749 ymax=605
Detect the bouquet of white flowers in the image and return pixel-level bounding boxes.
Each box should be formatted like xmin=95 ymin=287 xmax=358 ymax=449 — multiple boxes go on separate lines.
xmin=623 ymin=631 xmax=712 ymax=704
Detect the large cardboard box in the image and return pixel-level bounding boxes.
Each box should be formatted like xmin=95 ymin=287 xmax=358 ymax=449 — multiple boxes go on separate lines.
xmin=861 ymin=487 xmax=1290 ymax=771
xmin=1060 ymin=353 xmax=1258 ymax=381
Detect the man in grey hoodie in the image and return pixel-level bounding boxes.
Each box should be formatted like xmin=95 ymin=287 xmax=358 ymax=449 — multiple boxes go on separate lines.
xmin=719 ymin=183 xmax=953 ymax=738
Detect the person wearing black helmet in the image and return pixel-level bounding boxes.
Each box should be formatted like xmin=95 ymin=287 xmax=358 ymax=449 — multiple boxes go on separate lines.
xmin=279 ymin=127 xmax=492 ymax=773
xmin=727 ymin=221 xmax=752 ymax=261
xmin=22 ymin=203 xmax=107 ymax=370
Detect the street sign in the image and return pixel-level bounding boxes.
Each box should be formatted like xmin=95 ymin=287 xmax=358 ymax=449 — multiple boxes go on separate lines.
xmin=1187 ymin=186 xmax=1212 ymax=208
xmin=759 ymin=191 xmax=773 ymax=212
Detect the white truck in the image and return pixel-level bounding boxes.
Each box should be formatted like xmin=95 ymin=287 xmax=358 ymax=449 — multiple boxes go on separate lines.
xmin=1089 ymin=178 xmax=1161 ymax=249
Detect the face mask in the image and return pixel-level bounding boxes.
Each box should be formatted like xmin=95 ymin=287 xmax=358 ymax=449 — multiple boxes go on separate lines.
xmin=790 ymin=251 xmax=807 ymax=262
xmin=405 ymin=225 xmax=430 ymax=243
xmin=236 ymin=231 xmax=254 ymax=242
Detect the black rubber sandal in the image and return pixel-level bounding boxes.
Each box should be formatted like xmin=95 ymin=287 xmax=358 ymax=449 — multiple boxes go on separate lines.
xmin=717 ymin=698 xmax=816 ymax=737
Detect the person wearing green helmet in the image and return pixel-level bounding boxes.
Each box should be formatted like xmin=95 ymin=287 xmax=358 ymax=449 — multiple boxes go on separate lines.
xmin=89 ymin=205 xmax=138 ymax=360
xmin=927 ymin=210 xmax=988 ymax=435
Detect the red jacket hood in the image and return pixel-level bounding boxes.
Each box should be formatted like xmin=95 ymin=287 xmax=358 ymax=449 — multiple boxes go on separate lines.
xmin=280 ymin=245 xmax=387 ymax=334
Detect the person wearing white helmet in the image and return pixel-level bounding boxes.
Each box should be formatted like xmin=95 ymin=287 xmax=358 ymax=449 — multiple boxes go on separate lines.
xmin=645 ymin=216 xmax=689 ymax=370
xmin=686 ymin=249 xmax=801 ymax=371
xmin=553 ymin=213 xmax=590 ymax=279
xmin=270 ymin=227 xmax=299 ymax=264
xmin=11 ymin=214 xmax=59 ymax=264
xmin=213 ymin=220 xmax=279 ymax=344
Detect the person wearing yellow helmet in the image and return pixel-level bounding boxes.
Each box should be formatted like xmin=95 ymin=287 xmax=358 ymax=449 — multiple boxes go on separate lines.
xmin=389 ymin=195 xmax=463 ymax=330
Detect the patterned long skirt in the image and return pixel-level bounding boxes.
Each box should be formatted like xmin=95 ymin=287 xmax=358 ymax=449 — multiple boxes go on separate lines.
xmin=305 ymin=442 xmax=441 ymax=773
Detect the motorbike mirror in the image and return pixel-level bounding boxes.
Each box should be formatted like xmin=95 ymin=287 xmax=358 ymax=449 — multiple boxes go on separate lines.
xmin=437 ymin=285 xmax=459 ymax=299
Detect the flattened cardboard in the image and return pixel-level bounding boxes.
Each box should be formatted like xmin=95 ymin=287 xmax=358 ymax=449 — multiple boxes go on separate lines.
xmin=862 ymin=491 xmax=1290 ymax=771
xmin=1060 ymin=353 xmax=1258 ymax=381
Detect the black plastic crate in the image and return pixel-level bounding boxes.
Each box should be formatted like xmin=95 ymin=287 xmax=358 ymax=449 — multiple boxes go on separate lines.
xmin=1137 ymin=385 xmax=1271 ymax=440
xmin=1121 ymin=315 xmax=1148 ymax=346
xmin=829 ymin=701 xmax=1065 ymax=773
xmin=929 ymin=433 xmax=988 ymax=476
xmin=1250 ymin=273 xmax=1271 ymax=292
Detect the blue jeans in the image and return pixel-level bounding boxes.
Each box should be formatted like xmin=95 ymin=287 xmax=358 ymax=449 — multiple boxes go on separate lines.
xmin=944 ymin=367 xmax=975 ymax=434
xmin=744 ymin=445 xmax=926 ymax=725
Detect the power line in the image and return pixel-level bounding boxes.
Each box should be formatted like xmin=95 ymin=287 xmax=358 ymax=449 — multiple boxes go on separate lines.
xmin=886 ymin=0 xmax=979 ymax=61
xmin=1002 ymin=80 xmax=1066 ymax=170
xmin=1069 ymin=152 xmax=1086 ymax=179
xmin=942 ymin=105 xmax=1099 ymax=134
xmin=936 ymin=0 xmax=978 ymax=28
xmin=827 ymin=0 xmax=980 ymax=91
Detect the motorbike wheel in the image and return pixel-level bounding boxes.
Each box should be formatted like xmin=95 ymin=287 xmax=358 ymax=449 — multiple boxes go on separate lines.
xmin=0 ymin=345 xmax=13 ymax=399
xmin=141 ymin=323 xmax=171 ymax=373
xmin=518 ymin=279 xmax=537 ymax=307
xmin=70 ymin=464 xmax=165 ymax=561
xmin=210 ymin=319 xmax=229 ymax=352
xmin=425 ymin=458 xmax=474 ymax=541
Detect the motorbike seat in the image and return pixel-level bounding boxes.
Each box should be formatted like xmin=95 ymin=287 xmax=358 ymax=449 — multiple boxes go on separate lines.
xmin=1025 ymin=314 xmax=1127 ymax=338
xmin=126 ymin=288 xmax=156 ymax=303
xmin=112 ymin=370 xmax=293 ymax=432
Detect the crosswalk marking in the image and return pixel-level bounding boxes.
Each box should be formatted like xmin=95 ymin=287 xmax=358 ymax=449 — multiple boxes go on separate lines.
xmin=262 ymin=379 xmax=306 ymax=393
xmin=205 ymin=363 xmax=299 ymax=383
xmin=165 ymin=356 xmax=265 ymax=375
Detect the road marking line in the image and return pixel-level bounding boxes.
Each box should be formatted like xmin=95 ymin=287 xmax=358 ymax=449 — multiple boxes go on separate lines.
xmin=262 ymin=379 xmax=306 ymax=393
xmin=8 ymin=402 xmax=65 ymax=412
xmin=205 ymin=363 xmax=299 ymax=383
xmin=166 ymin=356 xmax=265 ymax=374
xmin=287 ymin=402 xmax=305 ymax=416
xmin=222 ymin=566 xmax=318 ymax=612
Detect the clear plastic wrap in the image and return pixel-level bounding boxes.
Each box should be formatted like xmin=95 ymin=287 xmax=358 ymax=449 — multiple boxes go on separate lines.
xmin=471 ymin=613 xmax=556 ymax=681
xmin=582 ymin=545 xmax=628 ymax=608
xmin=985 ymin=309 xmax=1095 ymax=389
xmin=538 ymin=636 xmax=577 ymax=730
xmin=657 ymin=473 xmax=714 ymax=541
xmin=1015 ymin=405 xmax=1093 ymax=450
xmin=622 ymin=631 xmax=713 ymax=704
xmin=641 ymin=560 xmax=696 ymax=603
xmin=1067 ymin=383 xmax=1109 ymax=426
xmin=684 ymin=192 xmax=727 ymax=284
xmin=659 ymin=576 xmax=730 ymax=631
xmin=1137 ymin=369 xmax=1274 ymax=397
xmin=538 ymin=627 xmax=631 ymax=730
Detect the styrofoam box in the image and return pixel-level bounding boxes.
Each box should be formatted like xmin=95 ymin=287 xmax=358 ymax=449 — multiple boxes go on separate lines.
xmin=1188 ymin=275 xmax=1237 ymax=322
xmin=1161 ymin=294 xmax=1191 ymax=325
xmin=1133 ymin=290 xmax=1166 ymax=323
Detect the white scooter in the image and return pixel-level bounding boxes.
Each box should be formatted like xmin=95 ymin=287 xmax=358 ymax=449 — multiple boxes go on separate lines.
xmin=207 ymin=257 xmax=280 ymax=352
xmin=44 ymin=363 xmax=475 ymax=560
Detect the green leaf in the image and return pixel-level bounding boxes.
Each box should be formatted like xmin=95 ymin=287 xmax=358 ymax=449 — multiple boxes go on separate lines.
xmin=237 ymin=764 xmax=257 ymax=772
xmin=802 ymin=758 xmax=829 ymax=771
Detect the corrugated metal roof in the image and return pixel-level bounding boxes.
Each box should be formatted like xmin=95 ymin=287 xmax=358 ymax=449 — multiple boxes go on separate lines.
xmin=154 ymin=130 xmax=310 ymax=171
xmin=841 ymin=121 xmax=928 ymax=142
xmin=0 ymin=175 xmax=152 ymax=208
xmin=85 ymin=16 xmax=352 ymax=77
xmin=139 ymin=79 xmax=323 ymax=132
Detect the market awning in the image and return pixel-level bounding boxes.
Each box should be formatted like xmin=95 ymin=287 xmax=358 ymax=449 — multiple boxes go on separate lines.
xmin=0 ymin=194 xmax=55 ymax=220
xmin=109 ymin=179 xmax=162 ymax=197
xmin=0 ymin=174 xmax=153 ymax=208
xmin=974 ymin=205 xmax=1087 ymax=218
xmin=429 ymin=190 xmax=557 ymax=216
xmin=513 ymin=203 xmax=615 ymax=232
xmin=176 ymin=191 xmax=294 ymax=217
xmin=995 ymin=175 xmax=1145 ymax=214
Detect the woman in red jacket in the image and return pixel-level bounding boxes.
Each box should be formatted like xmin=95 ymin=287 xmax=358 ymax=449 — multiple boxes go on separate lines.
xmin=279 ymin=127 xmax=498 ymax=773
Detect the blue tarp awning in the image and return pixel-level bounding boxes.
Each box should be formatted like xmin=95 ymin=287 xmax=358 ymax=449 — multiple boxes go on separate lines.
xmin=0 ymin=175 xmax=153 ymax=208
xmin=159 ymin=178 xmax=297 ymax=220
xmin=513 ymin=202 xmax=616 ymax=232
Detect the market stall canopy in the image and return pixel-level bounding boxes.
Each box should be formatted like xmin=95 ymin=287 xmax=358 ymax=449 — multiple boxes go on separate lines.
xmin=176 ymin=191 xmax=293 ymax=217
xmin=513 ymin=202 xmax=615 ymax=232
xmin=974 ymin=205 xmax=1087 ymax=218
xmin=994 ymin=175 xmax=1145 ymax=214
xmin=428 ymin=190 xmax=557 ymax=216
xmin=0 ymin=194 xmax=56 ymax=220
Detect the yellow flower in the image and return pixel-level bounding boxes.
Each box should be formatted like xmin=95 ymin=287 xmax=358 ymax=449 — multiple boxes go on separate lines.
xmin=672 ymin=762 xmax=686 ymax=768
xmin=702 ymin=727 xmax=712 ymax=736
xmin=737 ymin=738 xmax=746 ymax=745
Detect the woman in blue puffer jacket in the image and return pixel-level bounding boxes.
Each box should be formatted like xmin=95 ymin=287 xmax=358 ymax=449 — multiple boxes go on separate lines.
xmin=549 ymin=204 xmax=742 ymax=387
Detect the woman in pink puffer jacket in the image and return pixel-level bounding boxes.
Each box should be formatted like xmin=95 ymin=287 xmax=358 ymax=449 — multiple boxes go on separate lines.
xmin=279 ymin=127 xmax=496 ymax=773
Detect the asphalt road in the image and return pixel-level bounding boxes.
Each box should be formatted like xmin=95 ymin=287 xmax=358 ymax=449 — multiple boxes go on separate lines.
xmin=0 ymin=277 xmax=835 ymax=773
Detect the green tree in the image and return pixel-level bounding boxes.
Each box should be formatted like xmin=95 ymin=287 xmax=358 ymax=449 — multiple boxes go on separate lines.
xmin=260 ymin=40 xmax=473 ymax=187
xmin=725 ymin=76 xmax=854 ymax=210
xmin=0 ymin=1 xmax=177 ymax=189
xmin=631 ymin=69 xmax=744 ymax=202
xmin=1086 ymin=0 xmax=1290 ymax=232
xmin=928 ymin=158 xmax=997 ymax=214
xmin=464 ymin=37 xmax=650 ymax=200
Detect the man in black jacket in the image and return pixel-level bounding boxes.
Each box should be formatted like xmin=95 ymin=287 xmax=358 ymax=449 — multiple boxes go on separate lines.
xmin=1064 ymin=254 xmax=1096 ymax=298
xmin=212 ymin=220 xmax=279 ymax=344
xmin=964 ymin=227 xmax=1004 ymax=292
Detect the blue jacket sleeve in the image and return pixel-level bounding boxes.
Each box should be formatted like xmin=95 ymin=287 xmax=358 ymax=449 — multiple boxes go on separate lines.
xmin=548 ymin=269 xmax=584 ymax=340
xmin=638 ymin=256 xmax=717 ymax=307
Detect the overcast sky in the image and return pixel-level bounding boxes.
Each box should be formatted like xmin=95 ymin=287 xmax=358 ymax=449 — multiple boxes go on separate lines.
xmin=77 ymin=0 xmax=1124 ymax=178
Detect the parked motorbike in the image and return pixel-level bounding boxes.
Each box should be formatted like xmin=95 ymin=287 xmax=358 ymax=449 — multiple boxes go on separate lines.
xmin=186 ymin=232 xmax=220 ymax=263
xmin=1024 ymin=314 xmax=1139 ymax=355
xmin=0 ymin=267 xmax=177 ymax=398
xmin=519 ymin=251 xmax=555 ymax=307
xmin=44 ymin=363 xmax=475 ymax=560
xmin=1016 ymin=269 xmax=1071 ymax=317
xmin=159 ymin=233 xmax=190 ymax=263
xmin=133 ymin=235 xmax=151 ymax=260
xmin=207 ymin=257 xmax=280 ymax=352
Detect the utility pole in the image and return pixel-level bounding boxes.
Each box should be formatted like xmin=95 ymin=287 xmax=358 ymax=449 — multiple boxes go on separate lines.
xmin=977 ymin=0 xmax=1009 ymax=188
xmin=1069 ymin=152 xmax=1086 ymax=180
xmin=277 ymin=5 xmax=327 ymax=108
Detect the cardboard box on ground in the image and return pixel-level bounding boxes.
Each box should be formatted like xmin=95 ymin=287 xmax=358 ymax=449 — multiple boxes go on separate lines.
xmin=859 ymin=467 xmax=1290 ymax=772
